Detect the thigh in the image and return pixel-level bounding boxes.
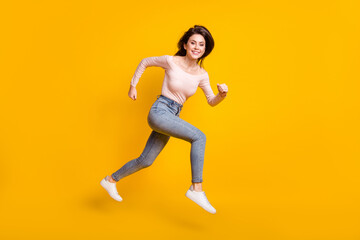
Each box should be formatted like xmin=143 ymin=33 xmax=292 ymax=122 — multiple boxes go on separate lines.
xmin=147 ymin=107 xmax=204 ymax=142
xmin=140 ymin=130 xmax=170 ymax=159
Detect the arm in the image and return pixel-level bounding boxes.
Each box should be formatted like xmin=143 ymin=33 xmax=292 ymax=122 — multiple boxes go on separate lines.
xmin=198 ymin=74 xmax=227 ymax=107
xmin=130 ymin=55 xmax=170 ymax=87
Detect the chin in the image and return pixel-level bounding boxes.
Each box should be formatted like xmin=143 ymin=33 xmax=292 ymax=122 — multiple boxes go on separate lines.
xmin=189 ymin=54 xmax=203 ymax=60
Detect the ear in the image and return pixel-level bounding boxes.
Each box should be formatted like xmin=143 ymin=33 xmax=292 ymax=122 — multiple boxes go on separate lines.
xmin=183 ymin=43 xmax=186 ymax=50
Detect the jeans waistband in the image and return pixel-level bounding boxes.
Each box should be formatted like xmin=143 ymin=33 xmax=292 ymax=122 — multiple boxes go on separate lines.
xmin=157 ymin=95 xmax=183 ymax=110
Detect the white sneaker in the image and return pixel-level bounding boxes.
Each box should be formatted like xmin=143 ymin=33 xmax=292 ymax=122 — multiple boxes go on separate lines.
xmin=185 ymin=185 xmax=216 ymax=214
xmin=100 ymin=176 xmax=123 ymax=202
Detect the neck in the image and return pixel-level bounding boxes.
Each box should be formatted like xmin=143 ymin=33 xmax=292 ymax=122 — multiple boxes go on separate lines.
xmin=183 ymin=55 xmax=199 ymax=68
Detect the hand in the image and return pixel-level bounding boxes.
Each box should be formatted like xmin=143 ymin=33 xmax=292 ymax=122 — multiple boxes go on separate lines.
xmin=128 ymin=85 xmax=137 ymax=100
xmin=217 ymin=83 xmax=228 ymax=98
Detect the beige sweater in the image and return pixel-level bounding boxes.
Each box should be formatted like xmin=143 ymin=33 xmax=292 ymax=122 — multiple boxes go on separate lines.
xmin=130 ymin=55 xmax=223 ymax=106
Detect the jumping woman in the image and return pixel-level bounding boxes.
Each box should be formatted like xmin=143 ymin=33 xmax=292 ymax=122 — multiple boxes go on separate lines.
xmin=100 ymin=25 xmax=228 ymax=214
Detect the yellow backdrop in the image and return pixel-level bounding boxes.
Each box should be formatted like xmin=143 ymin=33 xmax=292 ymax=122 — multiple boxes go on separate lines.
xmin=0 ymin=0 xmax=359 ymax=239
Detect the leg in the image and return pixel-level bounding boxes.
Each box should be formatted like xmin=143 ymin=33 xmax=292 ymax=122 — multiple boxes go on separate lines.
xmin=148 ymin=109 xmax=217 ymax=213
xmin=148 ymin=109 xmax=207 ymax=184
xmin=110 ymin=130 xmax=170 ymax=182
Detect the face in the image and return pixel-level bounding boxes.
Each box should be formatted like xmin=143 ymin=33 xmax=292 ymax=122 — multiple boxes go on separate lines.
xmin=183 ymin=34 xmax=206 ymax=60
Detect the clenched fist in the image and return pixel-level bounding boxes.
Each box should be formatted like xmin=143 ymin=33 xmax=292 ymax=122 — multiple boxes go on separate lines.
xmin=217 ymin=83 xmax=228 ymax=98
xmin=128 ymin=85 xmax=137 ymax=100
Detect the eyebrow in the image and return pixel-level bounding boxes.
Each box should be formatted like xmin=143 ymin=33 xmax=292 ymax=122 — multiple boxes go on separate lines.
xmin=190 ymin=40 xmax=205 ymax=43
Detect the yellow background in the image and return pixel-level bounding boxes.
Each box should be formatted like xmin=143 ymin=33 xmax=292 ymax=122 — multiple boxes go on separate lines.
xmin=0 ymin=0 xmax=359 ymax=239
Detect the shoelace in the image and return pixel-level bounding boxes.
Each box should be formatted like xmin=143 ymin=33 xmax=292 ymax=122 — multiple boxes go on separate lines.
xmin=193 ymin=191 xmax=211 ymax=205
xmin=201 ymin=193 xmax=211 ymax=204
xmin=111 ymin=185 xmax=119 ymax=194
xmin=106 ymin=180 xmax=120 ymax=194
xmin=189 ymin=190 xmax=214 ymax=210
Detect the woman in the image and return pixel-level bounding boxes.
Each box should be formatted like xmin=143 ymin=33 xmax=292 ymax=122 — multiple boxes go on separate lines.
xmin=100 ymin=25 xmax=228 ymax=214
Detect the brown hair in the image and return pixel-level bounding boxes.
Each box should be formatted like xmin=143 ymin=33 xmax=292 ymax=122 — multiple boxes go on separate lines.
xmin=174 ymin=25 xmax=215 ymax=68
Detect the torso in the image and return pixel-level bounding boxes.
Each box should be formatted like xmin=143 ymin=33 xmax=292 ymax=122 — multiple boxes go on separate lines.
xmin=172 ymin=56 xmax=207 ymax=75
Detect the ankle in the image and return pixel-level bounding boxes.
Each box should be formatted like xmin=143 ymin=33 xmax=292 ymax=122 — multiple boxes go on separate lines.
xmin=192 ymin=183 xmax=203 ymax=192
xmin=107 ymin=176 xmax=116 ymax=183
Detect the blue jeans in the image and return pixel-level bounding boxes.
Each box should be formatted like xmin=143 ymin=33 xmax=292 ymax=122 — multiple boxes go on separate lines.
xmin=111 ymin=95 xmax=206 ymax=183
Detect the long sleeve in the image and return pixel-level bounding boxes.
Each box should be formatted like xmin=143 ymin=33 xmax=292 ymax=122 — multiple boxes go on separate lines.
xmin=198 ymin=74 xmax=225 ymax=107
xmin=130 ymin=55 xmax=170 ymax=87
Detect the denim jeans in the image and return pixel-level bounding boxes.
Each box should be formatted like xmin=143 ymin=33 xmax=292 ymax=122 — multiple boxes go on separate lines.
xmin=111 ymin=95 xmax=206 ymax=183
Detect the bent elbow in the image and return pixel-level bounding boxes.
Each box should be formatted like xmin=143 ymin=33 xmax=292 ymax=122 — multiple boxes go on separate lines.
xmin=208 ymin=101 xmax=216 ymax=107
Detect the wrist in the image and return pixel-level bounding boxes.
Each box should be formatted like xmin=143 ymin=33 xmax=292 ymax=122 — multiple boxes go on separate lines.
xmin=219 ymin=93 xmax=226 ymax=98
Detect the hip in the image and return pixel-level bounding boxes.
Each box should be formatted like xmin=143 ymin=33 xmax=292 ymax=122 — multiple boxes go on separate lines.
xmin=150 ymin=95 xmax=183 ymax=117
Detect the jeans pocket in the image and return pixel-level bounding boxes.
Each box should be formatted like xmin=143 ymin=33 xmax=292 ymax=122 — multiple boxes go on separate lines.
xmin=153 ymin=102 xmax=167 ymax=115
xmin=157 ymin=100 xmax=171 ymax=107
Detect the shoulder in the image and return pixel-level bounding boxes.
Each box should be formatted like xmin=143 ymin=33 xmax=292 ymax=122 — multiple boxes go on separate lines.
xmin=198 ymin=65 xmax=209 ymax=77
xmin=172 ymin=55 xmax=181 ymax=63
xmin=163 ymin=54 xmax=172 ymax=63
xmin=199 ymin=67 xmax=207 ymax=74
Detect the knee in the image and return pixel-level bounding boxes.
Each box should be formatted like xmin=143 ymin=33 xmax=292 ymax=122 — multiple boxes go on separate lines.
xmin=141 ymin=162 xmax=153 ymax=168
xmin=136 ymin=155 xmax=154 ymax=168
xmin=193 ymin=130 xmax=206 ymax=142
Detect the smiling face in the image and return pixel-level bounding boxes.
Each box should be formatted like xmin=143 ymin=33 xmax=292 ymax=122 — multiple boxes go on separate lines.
xmin=183 ymin=34 xmax=206 ymax=60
